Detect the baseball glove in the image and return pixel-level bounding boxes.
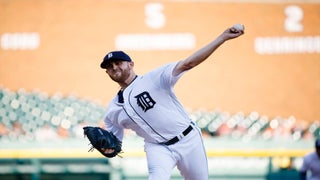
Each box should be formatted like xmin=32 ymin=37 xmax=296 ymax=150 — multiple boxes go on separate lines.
xmin=83 ymin=126 xmax=122 ymax=158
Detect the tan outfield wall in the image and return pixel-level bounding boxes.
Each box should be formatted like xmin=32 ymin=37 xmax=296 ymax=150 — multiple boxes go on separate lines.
xmin=0 ymin=0 xmax=319 ymax=122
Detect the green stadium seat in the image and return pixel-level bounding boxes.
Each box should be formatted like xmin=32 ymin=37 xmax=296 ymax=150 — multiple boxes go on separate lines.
xmin=0 ymin=87 xmax=318 ymax=144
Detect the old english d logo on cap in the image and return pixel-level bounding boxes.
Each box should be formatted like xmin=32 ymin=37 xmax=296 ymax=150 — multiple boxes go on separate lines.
xmin=107 ymin=52 xmax=113 ymax=59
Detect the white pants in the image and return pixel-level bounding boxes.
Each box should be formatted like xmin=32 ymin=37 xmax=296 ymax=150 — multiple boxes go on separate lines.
xmin=144 ymin=126 xmax=208 ymax=180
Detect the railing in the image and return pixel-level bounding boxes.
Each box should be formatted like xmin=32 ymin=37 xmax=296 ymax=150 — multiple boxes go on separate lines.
xmin=0 ymin=148 xmax=311 ymax=180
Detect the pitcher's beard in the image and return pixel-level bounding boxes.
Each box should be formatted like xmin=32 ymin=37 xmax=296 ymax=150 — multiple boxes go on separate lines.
xmin=109 ymin=71 xmax=131 ymax=83
xmin=109 ymin=74 xmax=125 ymax=83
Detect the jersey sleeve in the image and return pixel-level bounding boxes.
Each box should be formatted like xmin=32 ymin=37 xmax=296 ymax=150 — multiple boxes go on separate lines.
xmin=104 ymin=115 xmax=124 ymax=141
xmin=299 ymin=155 xmax=310 ymax=172
xmin=148 ymin=61 xmax=186 ymax=90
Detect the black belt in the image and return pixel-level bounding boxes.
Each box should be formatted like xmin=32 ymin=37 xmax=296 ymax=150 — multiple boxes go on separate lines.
xmin=160 ymin=125 xmax=193 ymax=146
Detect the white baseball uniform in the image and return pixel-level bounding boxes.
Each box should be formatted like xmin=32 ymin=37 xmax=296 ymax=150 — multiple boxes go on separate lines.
xmin=103 ymin=62 xmax=208 ymax=180
xmin=300 ymin=151 xmax=320 ymax=180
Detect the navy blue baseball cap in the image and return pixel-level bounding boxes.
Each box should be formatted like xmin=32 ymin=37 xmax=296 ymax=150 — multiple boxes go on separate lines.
xmin=100 ymin=51 xmax=132 ymax=69
xmin=316 ymin=139 xmax=320 ymax=147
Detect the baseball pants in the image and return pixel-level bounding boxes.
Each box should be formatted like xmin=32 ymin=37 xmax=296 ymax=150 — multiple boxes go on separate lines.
xmin=144 ymin=125 xmax=209 ymax=180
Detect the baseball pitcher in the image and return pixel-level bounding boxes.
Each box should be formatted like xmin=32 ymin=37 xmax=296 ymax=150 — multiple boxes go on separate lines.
xmin=84 ymin=25 xmax=244 ymax=180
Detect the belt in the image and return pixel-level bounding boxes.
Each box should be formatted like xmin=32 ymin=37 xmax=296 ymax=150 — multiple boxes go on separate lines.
xmin=160 ymin=125 xmax=193 ymax=146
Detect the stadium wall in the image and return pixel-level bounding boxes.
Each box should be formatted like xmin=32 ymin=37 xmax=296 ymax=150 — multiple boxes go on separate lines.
xmin=0 ymin=1 xmax=319 ymax=121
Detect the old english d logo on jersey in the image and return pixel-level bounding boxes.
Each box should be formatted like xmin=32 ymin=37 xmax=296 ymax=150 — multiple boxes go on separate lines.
xmin=135 ymin=91 xmax=156 ymax=112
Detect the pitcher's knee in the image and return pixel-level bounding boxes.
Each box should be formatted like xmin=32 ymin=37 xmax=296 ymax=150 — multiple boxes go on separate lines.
xmin=148 ymin=167 xmax=171 ymax=180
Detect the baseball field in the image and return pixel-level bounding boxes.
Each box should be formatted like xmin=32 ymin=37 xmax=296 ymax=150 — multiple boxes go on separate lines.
xmin=0 ymin=0 xmax=319 ymax=179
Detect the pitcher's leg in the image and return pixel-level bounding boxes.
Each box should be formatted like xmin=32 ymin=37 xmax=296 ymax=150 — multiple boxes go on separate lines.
xmin=177 ymin=146 xmax=208 ymax=180
xmin=176 ymin=128 xmax=209 ymax=180
xmin=145 ymin=143 xmax=176 ymax=180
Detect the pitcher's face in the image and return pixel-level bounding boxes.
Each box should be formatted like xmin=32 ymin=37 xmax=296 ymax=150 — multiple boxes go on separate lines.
xmin=105 ymin=60 xmax=133 ymax=83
